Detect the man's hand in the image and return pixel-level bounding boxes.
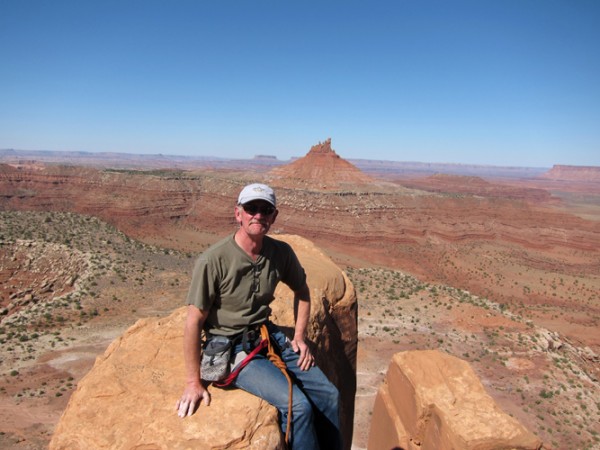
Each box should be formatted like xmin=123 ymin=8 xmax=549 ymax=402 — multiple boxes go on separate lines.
xmin=178 ymin=306 xmax=210 ymax=417
xmin=292 ymin=283 xmax=313 ymax=371
xmin=291 ymin=338 xmax=315 ymax=371
xmin=176 ymin=382 xmax=211 ymax=418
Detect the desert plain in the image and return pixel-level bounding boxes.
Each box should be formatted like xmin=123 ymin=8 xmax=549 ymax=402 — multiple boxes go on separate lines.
xmin=0 ymin=145 xmax=599 ymax=449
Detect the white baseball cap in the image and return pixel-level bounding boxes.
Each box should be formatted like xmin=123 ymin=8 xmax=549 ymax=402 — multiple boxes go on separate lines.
xmin=237 ymin=183 xmax=276 ymax=207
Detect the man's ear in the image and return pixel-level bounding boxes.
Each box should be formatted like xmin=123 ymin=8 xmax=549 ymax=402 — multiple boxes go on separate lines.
xmin=234 ymin=205 xmax=243 ymax=224
xmin=271 ymin=209 xmax=278 ymax=224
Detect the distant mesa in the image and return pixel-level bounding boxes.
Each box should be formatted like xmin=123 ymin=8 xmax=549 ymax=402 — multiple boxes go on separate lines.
xmin=541 ymin=165 xmax=600 ymax=182
xmin=399 ymin=173 xmax=554 ymax=203
xmin=270 ymin=138 xmax=372 ymax=189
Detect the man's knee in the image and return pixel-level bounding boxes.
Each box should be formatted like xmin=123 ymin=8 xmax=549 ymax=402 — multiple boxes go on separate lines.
xmin=322 ymin=381 xmax=340 ymax=410
xmin=292 ymin=395 xmax=314 ymax=420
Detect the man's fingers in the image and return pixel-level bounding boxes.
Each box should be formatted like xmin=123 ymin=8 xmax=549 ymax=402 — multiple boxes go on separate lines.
xmin=303 ymin=357 xmax=314 ymax=371
xmin=186 ymin=399 xmax=196 ymax=417
xmin=176 ymin=390 xmax=209 ymax=418
xmin=177 ymin=400 xmax=189 ymax=418
xmin=177 ymin=397 xmax=198 ymax=417
xmin=291 ymin=339 xmax=315 ymax=371
xmin=202 ymin=390 xmax=211 ymax=406
xmin=298 ymin=349 xmax=314 ymax=371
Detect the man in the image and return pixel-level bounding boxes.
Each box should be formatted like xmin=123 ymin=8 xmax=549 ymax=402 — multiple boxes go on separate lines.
xmin=176 ymin=183 xmax=341 ymax=450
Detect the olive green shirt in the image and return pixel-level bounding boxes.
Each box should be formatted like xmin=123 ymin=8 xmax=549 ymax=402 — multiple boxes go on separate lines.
xmin=186 ymin=234 xmax=307 ymax=336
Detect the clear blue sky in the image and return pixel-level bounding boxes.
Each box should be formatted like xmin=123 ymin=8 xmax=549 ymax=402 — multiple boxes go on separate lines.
xmin=1 ymin=0 xmax=599 ymax=167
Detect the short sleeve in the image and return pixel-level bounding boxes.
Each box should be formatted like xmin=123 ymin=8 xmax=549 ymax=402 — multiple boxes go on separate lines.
xmin=186 ymin=255 xmax=218 ymax=311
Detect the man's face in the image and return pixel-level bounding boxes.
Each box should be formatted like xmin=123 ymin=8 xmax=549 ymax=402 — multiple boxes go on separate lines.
xmin=235 ymin=200 xmax=278 ymax=237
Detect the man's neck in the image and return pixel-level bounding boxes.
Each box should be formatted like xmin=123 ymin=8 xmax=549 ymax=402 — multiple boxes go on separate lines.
xmin=234 ymin=230 xmax=264 ymax=261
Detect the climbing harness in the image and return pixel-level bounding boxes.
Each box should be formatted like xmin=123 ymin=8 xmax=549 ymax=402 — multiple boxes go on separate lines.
xmin=213 ymin=324 xmax=294 ymax=447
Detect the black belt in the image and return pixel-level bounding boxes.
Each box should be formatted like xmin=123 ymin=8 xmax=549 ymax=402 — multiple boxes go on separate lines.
xmin=241 ymin=328 xmax=262 ymax=352
xmin=212 ymin=322 xmax=265 ymax=353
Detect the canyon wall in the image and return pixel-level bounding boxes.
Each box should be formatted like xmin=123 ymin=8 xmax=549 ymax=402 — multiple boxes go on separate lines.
xmin=2 ymin=164 xmax=597 ymax=258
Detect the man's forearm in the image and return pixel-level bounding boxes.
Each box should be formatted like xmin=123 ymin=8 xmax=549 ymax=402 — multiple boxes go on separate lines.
xmin=183 ymin=306 xmax=207 ymax=384
xmin=293 ymin=283 xmax=311 ymax=341
xmin=177 ymin=305 xmax=211 ymax=417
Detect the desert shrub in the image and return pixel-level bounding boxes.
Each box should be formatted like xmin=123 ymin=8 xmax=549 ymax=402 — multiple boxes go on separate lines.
xmin=539 ymin=389 xmax=554 ymax=399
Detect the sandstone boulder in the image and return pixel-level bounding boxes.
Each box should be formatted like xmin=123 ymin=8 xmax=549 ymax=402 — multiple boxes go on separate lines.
xmin=50 ymin=235 xmax=357 ymax=450
xmin=368 ymin=350 xmax=542 ymax=450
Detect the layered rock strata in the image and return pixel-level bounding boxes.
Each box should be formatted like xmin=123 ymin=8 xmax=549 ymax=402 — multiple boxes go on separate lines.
xmin=541 ymin=165 xmax=600 ymax=182
xmin=2 ymin=163 xmax=597 ymax=258
xmin=49 ymin=235 xmax=357 ymax=450
xmin=398 ymin=174 xmax=555 ymax=202
xmin=2 ymin=163 xmax=598 ymax=260
xmin=368 ymin=350 xmax=543 ymax=450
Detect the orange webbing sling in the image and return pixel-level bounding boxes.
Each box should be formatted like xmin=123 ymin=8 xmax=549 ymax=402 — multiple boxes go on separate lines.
xmin=260 ymin=324 xmax=294 ymax=447
xmin=214 ymin=324 xmax=294 ymax=447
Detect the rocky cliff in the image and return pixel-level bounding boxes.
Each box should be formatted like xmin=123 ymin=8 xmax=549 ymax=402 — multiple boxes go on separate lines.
xmin=269 ymin=138 xmax=373 ymax=188
xmin=49 ymin=235 xmax=358 ymax=450
xmin=541 ymin=165 xmax=600 ymax=182
xmin=369 ymin=350 xmax=543 ymax=450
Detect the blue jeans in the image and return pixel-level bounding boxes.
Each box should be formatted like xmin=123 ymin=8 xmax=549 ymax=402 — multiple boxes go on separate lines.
xmin=232 ymin=324 xmax=342 ymax=450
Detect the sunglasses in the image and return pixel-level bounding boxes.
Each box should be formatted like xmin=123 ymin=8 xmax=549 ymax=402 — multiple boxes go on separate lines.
xmin=242 ymin=203 xmax=275 ymax=216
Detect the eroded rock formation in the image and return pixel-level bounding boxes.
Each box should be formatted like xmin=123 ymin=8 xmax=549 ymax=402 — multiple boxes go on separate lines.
xmin=270 ymin=138 xmax=373 ymax=188
xmin=49 ymin=235 xmax=357 ymax=450
xmin=369 ymin=350 xmax=543 ymax=450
